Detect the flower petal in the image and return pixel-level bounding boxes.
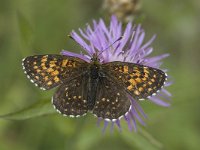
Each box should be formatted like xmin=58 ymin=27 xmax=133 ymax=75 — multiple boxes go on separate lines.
xmin=149 ymin=96 xmax=170 ymax=107
xmin=61 ymin=50 xmax=90 ymax=62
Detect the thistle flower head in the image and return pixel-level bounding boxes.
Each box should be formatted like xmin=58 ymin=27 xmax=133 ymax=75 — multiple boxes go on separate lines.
xmin=61 ymin=16 xmax=172 ymax=132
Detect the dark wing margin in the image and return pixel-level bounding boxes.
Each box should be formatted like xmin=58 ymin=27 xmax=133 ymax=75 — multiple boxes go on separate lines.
xmin=22 ymin=54 xmax=88 ymax=90
xmin=52 ymin=74 xmax=89 ymax=117
xmin=92 ymin=77 xmax=131 ymax=121
xmin=102 ymin=62 xmax=167 ymax=100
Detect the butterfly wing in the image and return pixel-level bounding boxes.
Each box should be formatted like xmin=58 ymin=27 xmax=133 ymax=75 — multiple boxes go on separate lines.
xmin=102 ymin=62 xmax=167 ymax=100
xmin=52 ymin=74 xmax=89 ymax=117
xmin=92 ymin=76 xmax=131 ymax=121
xmin=22 ymin=54 xmax=88 ymax=90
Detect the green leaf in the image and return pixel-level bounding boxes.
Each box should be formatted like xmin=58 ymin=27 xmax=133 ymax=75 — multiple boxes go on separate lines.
xmin=0 ymin=99 xmax=56 ymax=120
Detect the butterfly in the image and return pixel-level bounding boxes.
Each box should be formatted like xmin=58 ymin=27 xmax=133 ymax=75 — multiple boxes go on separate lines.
xmin=22 ymin=54 xmax=167 ymax=121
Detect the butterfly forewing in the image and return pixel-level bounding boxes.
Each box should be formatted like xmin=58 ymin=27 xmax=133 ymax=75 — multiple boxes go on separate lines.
xmin=92 ymin=77 xmax=131 ymax=121
xmin=102 ymin=62 xmax=167 ymax=100
xmin=52 ymin=74 xmax=89 ymax=117
xmin=22 ymin=55 xmax=88 ymax=90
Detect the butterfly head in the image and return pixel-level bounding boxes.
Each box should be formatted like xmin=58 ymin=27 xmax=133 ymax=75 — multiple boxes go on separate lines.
xmin=91 ymin=53 xmax=100 ymax=64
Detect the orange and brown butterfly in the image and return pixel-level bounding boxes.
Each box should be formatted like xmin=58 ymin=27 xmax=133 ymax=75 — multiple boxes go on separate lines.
xmin=22 ymin=54 xmax=167 ymax=121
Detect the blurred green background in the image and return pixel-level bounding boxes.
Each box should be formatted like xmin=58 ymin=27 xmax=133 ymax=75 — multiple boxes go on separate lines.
xmin=0 ymin=0 xmax=199 ymax=150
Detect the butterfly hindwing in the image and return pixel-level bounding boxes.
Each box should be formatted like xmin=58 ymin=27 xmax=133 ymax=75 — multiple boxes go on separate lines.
xmin=52 ymin=74 xmax=89 ymax=117
xmin=102 ymin=62 xmax=167 ymax=100
xmin=22 ymin=54 xmax=88 ymax=90
xmin=92 ymin=76 xmax=131 ymax=121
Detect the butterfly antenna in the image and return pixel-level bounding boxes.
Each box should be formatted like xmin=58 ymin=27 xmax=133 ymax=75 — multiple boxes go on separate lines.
xmin=98 ymin=36 xmax=123 ymax=56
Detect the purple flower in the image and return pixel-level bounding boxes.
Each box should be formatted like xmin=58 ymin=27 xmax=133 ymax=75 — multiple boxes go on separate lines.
xmin=61 ymin=16 xmax=172 ymax=132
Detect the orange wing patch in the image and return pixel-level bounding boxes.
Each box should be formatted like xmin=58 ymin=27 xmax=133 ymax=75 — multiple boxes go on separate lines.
xmin=54 ymin=76 xmax=60 ymax=82
xmin=123 ymin=65 xmax=129 ymax=73
xmin=51 ymin=70 xmax=59 ymax=76
xmin=62 ymin=59 xmax=68 ymax=67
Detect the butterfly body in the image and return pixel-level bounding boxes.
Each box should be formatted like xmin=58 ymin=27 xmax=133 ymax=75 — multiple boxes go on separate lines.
xmin=87 ymin=62 xmax=101 ymax=110
xmin=22 ymin=54 xmax=167 ymax=121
